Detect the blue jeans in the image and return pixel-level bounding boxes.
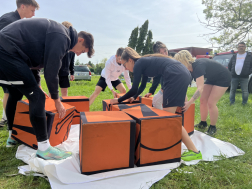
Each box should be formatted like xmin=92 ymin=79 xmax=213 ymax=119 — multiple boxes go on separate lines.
xmin=229 ymin=77 xmax=249 ymax=104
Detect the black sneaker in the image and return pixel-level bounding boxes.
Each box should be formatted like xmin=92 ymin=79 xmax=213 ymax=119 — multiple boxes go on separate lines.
xmin=194 ymin=121 xmax=207 ymax=129
xmin=0 ymin=118 xmax=7 ymax=127
xmin=206 ymin=125 xmax=216 ymax=135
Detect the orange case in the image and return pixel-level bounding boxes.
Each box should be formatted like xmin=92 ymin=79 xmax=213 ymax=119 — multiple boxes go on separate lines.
xmin=79 ymin=111 xmax=136 ymax=175
xmin=139 ymin=96 xmax=153 ymax=107
xmin=103 ymin=102 xmax=182 ymax=167
xmin=115 ymin=93 xmax=141 ymax=102
xmin=175 ymin=104 xmax=195 ymax=136
xmin=60 ymin=96 xmax=89 ymax=125
xmin=120 ymin=105 xmax=182 ymax=166
xmin=103 ymin=99 xmax=142 ymax=111
xmin=12 ymin=98 xmax=75 ymax=149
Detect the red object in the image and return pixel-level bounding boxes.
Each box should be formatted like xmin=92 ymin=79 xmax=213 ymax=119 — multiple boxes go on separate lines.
xmin=196 ymin=55 xmax=212 ymax=59
xmin=89 ymin=71 xmax=91 ymax=75
xmin=169 ymin=47 xmax=213 ymax=57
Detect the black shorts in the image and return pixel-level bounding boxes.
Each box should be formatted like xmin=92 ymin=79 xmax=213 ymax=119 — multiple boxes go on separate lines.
xmin=162 ymin=64 xmax=191 ymax=108
xmin=2 ymin=86 xmax=9 ymax=93
xmin=96 ymin=76 xmax=121 ymax=91
xmin=59 ymin=76 xmax=70 ymax=88
xmin=205 ymin=74 xmax=231 ymax=87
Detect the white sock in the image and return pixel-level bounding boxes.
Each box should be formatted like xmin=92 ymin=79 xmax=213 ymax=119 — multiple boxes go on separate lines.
xmin=37 ymin=139 xmax=51 ymax=151
xmin=9 ymin=130 xmax=12 ymax=138
xmin=2 ymin=109 xmax=7 ymax=120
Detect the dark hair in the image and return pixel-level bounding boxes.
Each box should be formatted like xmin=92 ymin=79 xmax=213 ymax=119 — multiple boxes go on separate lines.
xmin=16 ymin=0 xmax=39 ymax=9
xmin=153 ymin=41 xmax=167 ymax=53
xmin=238 ymin=41 xmax=246 ymax=46
xmin=116 ymin=47 xmax=125 ymax=57
xmin=78 ymin=31 xmax=95 ymax=58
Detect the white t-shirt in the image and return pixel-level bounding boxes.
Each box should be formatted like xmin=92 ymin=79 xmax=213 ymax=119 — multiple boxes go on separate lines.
xmin=101 ymin=55 xmax=132 ymax=90
xmin=235 ymin=52 xmax=247 ymax=75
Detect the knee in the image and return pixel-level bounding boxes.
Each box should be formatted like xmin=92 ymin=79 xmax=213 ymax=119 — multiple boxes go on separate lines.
xmin=27 ymin=88 xmax=45 ymax=104
xmin=200 ymin=98 xmax=207 ymax=105
xmin=207 ymin=101 xmax=216 ymax=110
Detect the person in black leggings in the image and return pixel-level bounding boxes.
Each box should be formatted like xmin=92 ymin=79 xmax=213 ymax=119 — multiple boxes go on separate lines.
xmin=110 ymin=47 xmax=202 ymax=161
xmin=174 ymin=50 xmax=231 ymax=135
xmin=0 ymin=18 xmax=94 ymax=160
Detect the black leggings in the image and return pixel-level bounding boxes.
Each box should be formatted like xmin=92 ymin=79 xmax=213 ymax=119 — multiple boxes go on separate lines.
xmin=0 ymin=48 xmax=48 ymax=142
xmin=6 ymin=86 xmax=47 ymax=142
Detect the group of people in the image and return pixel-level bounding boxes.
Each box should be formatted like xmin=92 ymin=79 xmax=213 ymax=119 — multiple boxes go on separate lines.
xmin=0 ymin=0 xmax=249 ymax=162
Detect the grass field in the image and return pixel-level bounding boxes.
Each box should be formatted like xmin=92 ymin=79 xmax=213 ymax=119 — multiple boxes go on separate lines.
xmin=0 ymin=75 xmax=252 ymax=189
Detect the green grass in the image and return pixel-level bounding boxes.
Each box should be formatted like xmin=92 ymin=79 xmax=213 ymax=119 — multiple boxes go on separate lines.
xmin=0 ymin=75 xmax=252 ymax=188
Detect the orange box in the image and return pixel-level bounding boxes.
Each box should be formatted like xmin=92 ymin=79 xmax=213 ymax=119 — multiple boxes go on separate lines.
xmin=102 ymin=99 xmax=142 ymax=111
xmin=110 ymin=104 xmax=182 ymax=167
xmin=140 ymin=96 xmax=153 ymax=107
xmin=79 ymin=111 xmax=136 ymax=175
xmin=12 ymin=98 xmax=75 ymax=149
xmin=60 ymin=96 xmax=89 ymax=125
xmin=175 ymin=104 xmax=195 ymax=136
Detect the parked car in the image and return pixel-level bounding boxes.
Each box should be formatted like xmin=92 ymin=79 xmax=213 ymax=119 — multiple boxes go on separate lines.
xmin=74 ymin=65 xmax=91 ymax=81
xmin=212 ymin=50 xmax=252 ymax=93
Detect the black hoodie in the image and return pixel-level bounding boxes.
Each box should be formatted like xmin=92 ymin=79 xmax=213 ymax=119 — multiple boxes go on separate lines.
xmin=0 ymin=18 xmax=78 ymax=99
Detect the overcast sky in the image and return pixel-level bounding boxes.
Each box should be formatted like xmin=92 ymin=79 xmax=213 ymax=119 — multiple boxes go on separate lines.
xmin=1 ymin=0 xmax=213 ymax=64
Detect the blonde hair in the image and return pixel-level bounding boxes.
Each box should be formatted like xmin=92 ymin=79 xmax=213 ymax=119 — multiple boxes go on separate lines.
xmin=62 ymin=21 xmax=73 ymax=29
xmin=121 ymin=47 xmax=173 ymax=62
xmin=174 ymin=50 xmax=195 ymax=67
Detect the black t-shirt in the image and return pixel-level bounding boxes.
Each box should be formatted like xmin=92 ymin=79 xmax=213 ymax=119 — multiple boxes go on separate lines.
xmin=118 ymin=56 xmax=182 ymax=103
xmin=191 ymin=58 xmax=230 ymax=82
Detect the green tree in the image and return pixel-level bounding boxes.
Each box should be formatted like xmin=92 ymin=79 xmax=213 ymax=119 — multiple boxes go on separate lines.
xmin=136 ymin=20 xmax=149 ymax=54
xmin=75 ymin=59 xmax=80 ymax=65
xmin=201 ymin=0 xmax=252 ymax=51
xmin=128 ymin=27 xmax=139 ymax=49
xmin=94 ymin=58 xmax=107 ymax=75
xmin=142 ymin=30 xmax=154 ymax=55
xmin=87 ymin=61 xmax=95 ymax=68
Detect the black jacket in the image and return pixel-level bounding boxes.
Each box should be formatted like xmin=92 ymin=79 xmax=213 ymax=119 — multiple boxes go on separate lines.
xmin=148 ymin=75 xmax=162 ymax=94
xmin=228 ymin=52 xmax=252 ymax=78
xmin=0 ymin=18 xmax=78 ymax=99
xmin=0 ymin=10 xmax=20 ymax=30
xmin=59 ymin=51 xmax=75 ymax=76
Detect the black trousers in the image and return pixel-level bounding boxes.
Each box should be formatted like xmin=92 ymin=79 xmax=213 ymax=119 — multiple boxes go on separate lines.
xmin=0 ymin=47 xmax=47 ymax=142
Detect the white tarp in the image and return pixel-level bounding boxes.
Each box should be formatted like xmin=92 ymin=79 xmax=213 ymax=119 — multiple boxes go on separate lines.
xmin=16 ymin=124 xmax=244 ymax=189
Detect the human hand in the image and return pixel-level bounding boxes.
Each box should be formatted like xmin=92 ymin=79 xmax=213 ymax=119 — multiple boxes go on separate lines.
xmin=182 ymin=101 xmax=192 ymax=112
xmin=127 ymin=97 xmax=135 ymax=103
xmin=110 ymin=98 xmax=119 ymax=105
xmin=54 ymin=99 xmax=66 ymax=118
xmin=111 ymin=90 xmax=117 ymax=98
xmin=70 ymin=75 xmax=75 ymax=81
xmin=144 ymin=93 xmax=152 ymax=98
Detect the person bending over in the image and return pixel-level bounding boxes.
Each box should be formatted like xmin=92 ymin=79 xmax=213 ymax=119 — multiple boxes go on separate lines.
xmin=110 ymin=47 xmax=202 ymax=161
xmin=174 ymin=50 xmax=231 ymax=135
xmin=144 ymin=41 xmax=168 ymax=109
xmin=89 ymin=47 xmax=132 ymax=106
xmin=0 ymin=0 xmax=39 ymax=127
xmin=0 ymin=18 xmax=94 ymax=160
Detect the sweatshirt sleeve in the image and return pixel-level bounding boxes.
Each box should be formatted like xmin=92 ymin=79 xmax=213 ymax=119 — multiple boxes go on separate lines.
xmin=149 ymin=75 xmax=161 ymax=94
xmin=69 ymin=52 xmax=75 ymax=75
xmin=118 ymin=64 xmax=142 ymax=103
xmin=104 ymin=58 xmax=114 ymax=90
xmin=44 ymin=33 xmax=69 ymax=99
xmin=123 ymin=70 xmax=132 ymax=89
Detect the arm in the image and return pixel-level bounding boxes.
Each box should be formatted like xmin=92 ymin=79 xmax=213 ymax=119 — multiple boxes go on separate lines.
xmin=228 ymin=55 xmax=233 ymax=71
xmin=104 ymin=58 xmax=117 ymax=97
xmin=44 ymin=33 xmax=68 ymax=118
xmin=123 ymin=70 xmax=132 ymax=89
xmin=133 ymin=75 xmax=148 ymax=99
xmin=149 ymin=75 xmax=161 ymax=94
xmin=69 ymin=52 xmax=75 ymax=81
xmin=183 ymin=76 xmax=204 ymax=111
xmin=117 ymin=70 xmax=143 ymax=103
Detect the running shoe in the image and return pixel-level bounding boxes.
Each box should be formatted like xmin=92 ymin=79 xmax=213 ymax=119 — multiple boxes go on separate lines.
xmin=206 ymin=125 xmax=217 ymax=135
xmin=181 ymin=150 xmax=202 ymax=161
xmin=36 ymin=146 xmax=72 ymax=160
xmin=0 ymin=118 xmax=7 ymax=127
xmin=6 ymin=137 xmax=17 ymax=147
xmin=194 ymin=121 xmax=207 ymax=129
